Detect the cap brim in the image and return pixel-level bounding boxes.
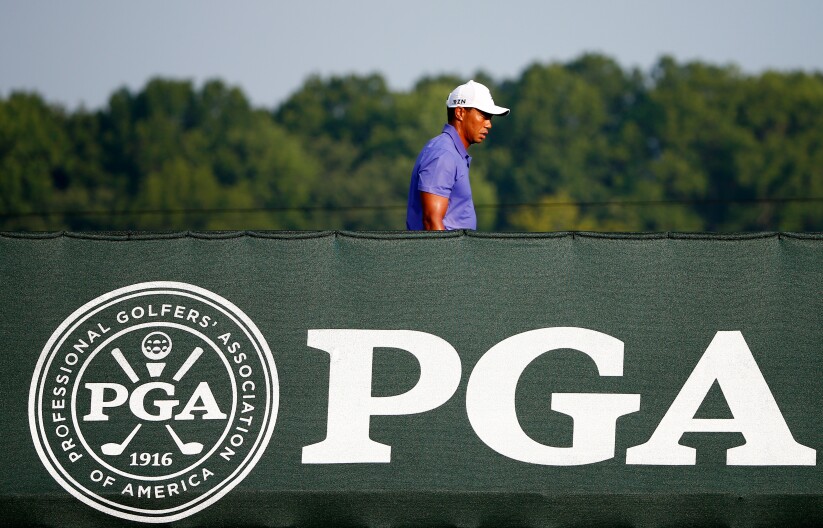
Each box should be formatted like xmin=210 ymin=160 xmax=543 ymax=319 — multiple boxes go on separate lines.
xmin=477 ymin=104 xmax=510 ymax=116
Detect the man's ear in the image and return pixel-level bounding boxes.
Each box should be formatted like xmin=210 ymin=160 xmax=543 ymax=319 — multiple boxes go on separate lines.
xmin=454 ymin=107 xmax=466 ymax=122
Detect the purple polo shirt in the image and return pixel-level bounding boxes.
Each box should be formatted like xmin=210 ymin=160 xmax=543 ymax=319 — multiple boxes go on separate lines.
xmin=406 ymin=124 xmax=475 ymax=230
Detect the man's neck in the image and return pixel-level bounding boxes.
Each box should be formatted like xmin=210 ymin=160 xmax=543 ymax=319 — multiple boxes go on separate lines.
xmin=448 ymin=121 xmax=470 ymax=150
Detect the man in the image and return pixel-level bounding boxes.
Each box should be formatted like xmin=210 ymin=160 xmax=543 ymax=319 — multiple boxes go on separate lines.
xmin=406 ymin=80 xmax=510 ymax=230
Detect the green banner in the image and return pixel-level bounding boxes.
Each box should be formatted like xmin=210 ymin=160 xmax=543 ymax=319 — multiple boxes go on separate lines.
xmin=2 ymin=231 xmax=822 ymax=526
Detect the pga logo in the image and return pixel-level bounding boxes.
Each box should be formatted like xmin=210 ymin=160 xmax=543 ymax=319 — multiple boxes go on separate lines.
xmin=30 ymin=283 xmax=817 ymax=523
xmin=29 ymin=282 xmax=278 ymax=523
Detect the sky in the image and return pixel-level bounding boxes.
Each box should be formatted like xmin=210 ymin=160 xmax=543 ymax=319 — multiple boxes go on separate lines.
xmin=1 ymin=0 xmax=822 ymax=111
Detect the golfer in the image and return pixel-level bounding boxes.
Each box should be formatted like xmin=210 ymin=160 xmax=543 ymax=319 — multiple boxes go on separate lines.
xmin=406 ymin=80 xmax=509 ymax=230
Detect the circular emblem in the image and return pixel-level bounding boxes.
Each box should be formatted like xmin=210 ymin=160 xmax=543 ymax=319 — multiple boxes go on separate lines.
xmin=141 ymin=331 xmax=172 ymax=360
xmin=29 ymin=282 xmax=278 ymax=523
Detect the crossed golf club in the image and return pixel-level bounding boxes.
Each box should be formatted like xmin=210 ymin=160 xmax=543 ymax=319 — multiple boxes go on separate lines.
xmin=100 ymin=345 xmax=205 ymax=457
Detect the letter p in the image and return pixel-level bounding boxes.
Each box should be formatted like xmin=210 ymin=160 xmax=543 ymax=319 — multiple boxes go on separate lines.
xmin=83 ymin=383 xmax=128 ymax=421
xmin=301 ymin=330 xmax=461 ymax=463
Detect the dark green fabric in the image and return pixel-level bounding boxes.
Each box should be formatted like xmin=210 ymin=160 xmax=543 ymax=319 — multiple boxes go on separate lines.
xmin=1 ymin=231 xmax=821 ymax=527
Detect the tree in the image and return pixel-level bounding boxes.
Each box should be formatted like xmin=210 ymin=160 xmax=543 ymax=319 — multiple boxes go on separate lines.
xmin=0 ymin=93 xmax=72 ymax=230
xmin=734 ymin=71 xmax=823 ymax=230
xmin=2 ymin=55 xmax=822 ymax=233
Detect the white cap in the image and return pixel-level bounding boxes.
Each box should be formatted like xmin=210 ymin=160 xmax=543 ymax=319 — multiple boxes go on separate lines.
xmin=446 ymin=80 xmax=510 ymax=116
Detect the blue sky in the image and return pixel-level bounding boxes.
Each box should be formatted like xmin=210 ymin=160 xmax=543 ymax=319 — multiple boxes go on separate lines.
xmin=1 ymin=0 xmax=822 ymax=110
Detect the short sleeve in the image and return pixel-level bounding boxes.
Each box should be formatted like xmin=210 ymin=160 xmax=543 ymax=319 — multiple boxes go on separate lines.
xmin=416 ymin=151 xmax=458 ymax=198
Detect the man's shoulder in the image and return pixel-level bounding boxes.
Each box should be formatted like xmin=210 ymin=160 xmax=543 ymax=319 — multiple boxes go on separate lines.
xmin=418 ymin=148 xmax=461 ymax=174
xmin=420 ymin=133 xmax=461 ymax=161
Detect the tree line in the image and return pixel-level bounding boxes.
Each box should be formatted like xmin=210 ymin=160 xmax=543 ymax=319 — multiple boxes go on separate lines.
xmin=1 ymin=53 xmax=822 ymax=232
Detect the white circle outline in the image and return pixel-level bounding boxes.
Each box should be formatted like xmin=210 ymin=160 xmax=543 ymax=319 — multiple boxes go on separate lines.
xmin=29 ymin=282 xmax=279 ymax=523
xmin=141 ymin=330 xmax=173 ymax=360
xmin=32 ymin=285 xmax=275 ymax=520
xmin=36 ymin=291 xmax=258 ymax=515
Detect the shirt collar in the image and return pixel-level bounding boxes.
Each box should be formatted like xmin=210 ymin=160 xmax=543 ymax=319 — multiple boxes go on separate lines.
xmin=442 ymin=124 xmax=470 ymax=163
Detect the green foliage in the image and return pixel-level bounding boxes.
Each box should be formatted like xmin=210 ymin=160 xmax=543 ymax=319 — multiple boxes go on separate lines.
xmin=0 ymin=93 xmax=71 ymax=230
xmin=1 ymin=55 xmax=822 ymax=232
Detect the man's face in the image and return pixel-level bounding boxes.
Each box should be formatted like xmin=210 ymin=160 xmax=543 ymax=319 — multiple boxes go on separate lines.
xmin=459 ymin=107 xmax=493 ymax=146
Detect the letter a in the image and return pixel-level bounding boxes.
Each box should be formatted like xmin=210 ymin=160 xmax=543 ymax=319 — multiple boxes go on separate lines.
xmin=627 ymin=331 xmax=815 ymax=465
